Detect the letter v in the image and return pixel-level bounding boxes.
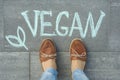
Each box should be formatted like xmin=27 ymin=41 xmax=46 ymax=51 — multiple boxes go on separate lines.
xmin=21 ymin=10 xmax=40 ymax=37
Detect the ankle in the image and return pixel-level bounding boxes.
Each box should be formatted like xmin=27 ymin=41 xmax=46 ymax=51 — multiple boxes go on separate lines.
xmin=71 ymin=60 xmax=85 ymax=72
xmin=42 ymin=59 xmax=57 ymax=71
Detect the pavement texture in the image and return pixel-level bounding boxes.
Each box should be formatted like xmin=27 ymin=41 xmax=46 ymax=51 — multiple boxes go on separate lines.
xmin=0 ymin=0 xmax=120 ymax=80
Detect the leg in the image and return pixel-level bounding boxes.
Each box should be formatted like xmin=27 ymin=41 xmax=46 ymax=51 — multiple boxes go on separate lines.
xmin=39 ymin=39 xmax=58 ymax=80
xmin=70 ymin=38 xmax=89 ymax=80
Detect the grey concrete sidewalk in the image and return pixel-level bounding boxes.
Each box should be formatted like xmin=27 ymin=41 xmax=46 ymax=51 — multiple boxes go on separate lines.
xmin=0 ymin=52 xmax=120 ymax=80
xmin=0 ymin=0 xmax=120 ymax=80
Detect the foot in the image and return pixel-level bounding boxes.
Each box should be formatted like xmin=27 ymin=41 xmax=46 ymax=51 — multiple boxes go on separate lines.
xmin=39 ymin=39 xmax=57 ymax=71
xmin=70 ymin=38 xmax=87 ymax=72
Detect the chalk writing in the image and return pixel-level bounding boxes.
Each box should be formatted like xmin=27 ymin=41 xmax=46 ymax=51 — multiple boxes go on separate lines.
xmin=6 ymin=26 xmax=28 ymax=50
xmin=56 ymin=11 xmax=69 ymax=36
xmin=69 ymin=10 xmax=105 ymax=38
xmin=21 ymin=10 xmax=40 ymax=37
xmin=6 ymin=10 xmax=106 ymax=50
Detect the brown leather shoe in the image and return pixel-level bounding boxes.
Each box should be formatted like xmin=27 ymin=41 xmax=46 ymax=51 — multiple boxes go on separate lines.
xmin=70 ymin=38 xmax=87 ymax=61
xmin=39 ymin=39 xmax=57 ymax=71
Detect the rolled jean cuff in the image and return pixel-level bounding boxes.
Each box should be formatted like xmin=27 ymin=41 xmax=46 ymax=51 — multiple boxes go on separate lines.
xmin=40 ymin=68 xmax=58 ymax=80
xmin=72 ymin=69 xmax=89 ymax=80
xmin=72 ymin=69 xmax=84 ymax=74
xmin=46 ymin=68 xmax=58 ymax=76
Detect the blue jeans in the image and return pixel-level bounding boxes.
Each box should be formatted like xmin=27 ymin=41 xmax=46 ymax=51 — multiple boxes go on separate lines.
xmin=40 ymin=68 xmax=89 ymax=80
